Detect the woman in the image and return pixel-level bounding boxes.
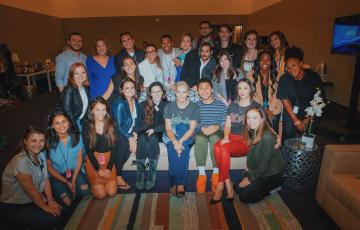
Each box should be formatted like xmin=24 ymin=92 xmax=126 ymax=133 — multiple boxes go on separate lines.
xmin=235 ymin=107 xmax=284 ymax=203
xmin=86 ymin=37 xmax=116 ymax=99
xmin=268 ymin=31 xmax=289 ymax=80
xmin=60 ymin=62 xmax=90 ymax=130
xmin=240 ymin=30 xmax=261 ymax=78
xmin=134 ymin=82 xmax=168 ymax=191
xmin=46 ymin=109 xmax=89 ymax=214
xmin=0 ymin=127 xmax=62 ymax=230
xmin=174 ymin=33 xmax=193 ymax=83
xmin=212 ymin=51 xmax=244 ymax=105
xmin=138 ymin=44 xmax=163 ymax=87
xmin=111 ymin=78 xmax=139 ymax=190
xmin=249 ymin=51 xmax=282 ymax=133
xmin=103 ymin=57 xmax=144 ymax=104
xmin=163 ymin=81 xmax=200 ymax=198
xmin=211 ymin=78 xmax=260 ymax=203
xmin=82 ymin=97 xmax=118 ymax=199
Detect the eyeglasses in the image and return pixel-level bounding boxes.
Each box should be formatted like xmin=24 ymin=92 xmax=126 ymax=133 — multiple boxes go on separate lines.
xmin=151 ymin=90 xmax=162 ymax=94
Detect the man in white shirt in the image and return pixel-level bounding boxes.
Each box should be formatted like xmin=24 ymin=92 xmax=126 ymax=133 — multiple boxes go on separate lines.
xmin=157 ymin=34 xmax=180 ymax=88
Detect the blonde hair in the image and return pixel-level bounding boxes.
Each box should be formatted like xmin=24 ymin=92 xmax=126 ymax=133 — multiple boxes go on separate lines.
xmin=175 ymin=81 xmax=189 ymax=91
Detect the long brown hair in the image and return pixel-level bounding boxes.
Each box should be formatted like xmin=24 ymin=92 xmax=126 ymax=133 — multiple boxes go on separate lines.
xmin=94 ymin=36 xmax=111 ymax=56
xmin=144 ymin=43 xmax=162 ymax=69
xmin=144 ymin=82 xmax=167 ymax=126
xmin=67 ymin=62 xmax=89 ymax=88
xmin=242 ymin=107 xmax=271 ymax=146
xmin=121 ymin=57 xmax=144 ymax=97
xmin=252 ymin=50 xmax=277 ymax=96
xmin=213 ymin=51 xmax=236 ymax=82
xmin=87 ymin=97 xmax=116 ymax=148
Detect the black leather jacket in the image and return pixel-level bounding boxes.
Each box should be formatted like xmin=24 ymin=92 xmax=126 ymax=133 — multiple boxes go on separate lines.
xmin=111 ymin=97 xmax=139 ymax=139
xmin=60 ymin=85 xmax=90 ymax=126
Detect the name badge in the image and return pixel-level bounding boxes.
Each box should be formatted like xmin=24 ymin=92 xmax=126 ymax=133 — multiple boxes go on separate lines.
xmin=66 ymin=168 xmax=72 ymax=179
xmin=293 ymin=106 xmax=299 ymax=114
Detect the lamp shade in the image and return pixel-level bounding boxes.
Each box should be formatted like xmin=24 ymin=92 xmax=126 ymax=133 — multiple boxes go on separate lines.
xmin=11 ymin=53 xmax=20 ymax=63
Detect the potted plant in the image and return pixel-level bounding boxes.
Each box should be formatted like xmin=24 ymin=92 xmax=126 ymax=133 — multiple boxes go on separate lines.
xmin=302 ymin=88 xmax=328 ymax=148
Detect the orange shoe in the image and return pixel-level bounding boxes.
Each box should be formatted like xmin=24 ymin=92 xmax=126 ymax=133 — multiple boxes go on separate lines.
xmin=211 ymin=173 xmax=219 ymax=192
xmin=196 ymin=175 xmax=207 ymax=193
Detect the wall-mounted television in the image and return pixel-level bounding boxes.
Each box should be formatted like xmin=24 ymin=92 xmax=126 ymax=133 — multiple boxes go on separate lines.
xmin=331 ymin=14 xmax=360 ymax=55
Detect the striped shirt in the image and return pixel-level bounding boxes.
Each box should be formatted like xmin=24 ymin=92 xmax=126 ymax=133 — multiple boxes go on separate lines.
xmin=196 ymin=98 xmax=227 ymax=130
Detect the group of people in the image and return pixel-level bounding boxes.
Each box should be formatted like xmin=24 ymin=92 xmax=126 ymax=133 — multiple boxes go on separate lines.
xmin=1 ymin=20 xmax=325 ymax=230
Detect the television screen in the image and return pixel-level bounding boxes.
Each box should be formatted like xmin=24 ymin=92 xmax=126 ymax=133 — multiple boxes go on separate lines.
xmin=331 ymin=14 xmax=360 ymax=55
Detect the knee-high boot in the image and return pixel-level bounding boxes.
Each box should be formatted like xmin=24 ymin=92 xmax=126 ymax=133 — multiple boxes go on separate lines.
xmin=145 ymin=159 xmax=158 ymax=191
xmin=136 ymin=159 xmax=146 ymax=191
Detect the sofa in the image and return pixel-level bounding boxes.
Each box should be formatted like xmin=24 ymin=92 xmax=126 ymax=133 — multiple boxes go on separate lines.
xmin=123 ymin=143 xmax=247 ymax=171
xmin=316 ymin=145 xmax=360 ymax=230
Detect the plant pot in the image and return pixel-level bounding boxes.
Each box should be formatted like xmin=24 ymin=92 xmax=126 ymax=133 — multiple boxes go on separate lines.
xmin=301 ymin=134 xmax=316 ymax=149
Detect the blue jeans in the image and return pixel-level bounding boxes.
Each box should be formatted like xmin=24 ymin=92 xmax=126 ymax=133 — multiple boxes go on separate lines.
xmin=50 ymin=170 xmax=89 ymax=215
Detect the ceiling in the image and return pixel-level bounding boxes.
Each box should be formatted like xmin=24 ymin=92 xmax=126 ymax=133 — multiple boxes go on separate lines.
xmin=0 ymin=0 xmax=282 ymax=18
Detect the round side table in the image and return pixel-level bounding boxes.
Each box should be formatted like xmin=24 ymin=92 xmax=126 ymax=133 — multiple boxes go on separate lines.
xmin=281 ymin=138 xmax=321 ymax=188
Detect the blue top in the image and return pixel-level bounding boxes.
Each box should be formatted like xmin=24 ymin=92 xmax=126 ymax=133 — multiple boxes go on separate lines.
xmin=196 ymin=99 xmax=227 ymax=130
xmin=49 ymin=136 xmax=84 ymax=173
xmin=55 ymin=49 xmax=87 ymax=88
xmin=86 ymin=55 xmax=116 ymax=99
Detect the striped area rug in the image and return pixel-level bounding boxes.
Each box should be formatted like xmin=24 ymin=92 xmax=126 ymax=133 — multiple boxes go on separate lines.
xmin=65 ymin=192 xmax=301 ymax=230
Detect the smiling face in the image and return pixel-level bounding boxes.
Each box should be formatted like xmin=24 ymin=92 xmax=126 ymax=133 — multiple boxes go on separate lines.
xmin=199 ymin=22 xmax=212 ymax=37
xmin=259 ymin=53 xmax=271 ymax=72
xmin=245 ymin=33 xmax=257 ymax=49
xmin=270 ymin=34 xmax=281 ymax=50
xmin=161 ymin=37 xmax=173 ymax=54
xmin=237 ymin=81 xmax=252 ymax=100
xmin=96 ymin=40 xmax=108 ymax=56
xmin=286 ymin=58 xmax=303 ymax=78
xmin=92 ymin=102 xmax=107 ymax=122
xmin=73 ymin=65 xmax=87 ymax=87
xmin=122 ymin=58 xmax=137 ymax=76
xmin=52 ymin=114 xmax=69 ymax=136
xmin=24 ymin=133 xmax=45 ymax=156
xmin=200 ymin=45 xmax=212 ymax=62
xmin=219 ymin=27 xmax=232 ymax=42
xmin=175 ymin=85 xmax=189 ymax=104
xmin=121 ymin=81 xmax=136 ymax=100
xmin=150 ymin=85 xmax=163 ymax=104
xmin=145 ymin=46 xmax=157 ymax=63
xmin=180 ymin=35 xmax=192 ymax=50
xmin=246 ymin=109 xmax=263 ymax=131
xmin=68 ymin=34 xmax=83 ymax=51
xmin=219 ymin=54 xmax=231 ymax=70
xmin=121 ymin=34 xmax=135 ymax=50
xmin=198 ymin=81 xmax=212 ymax=101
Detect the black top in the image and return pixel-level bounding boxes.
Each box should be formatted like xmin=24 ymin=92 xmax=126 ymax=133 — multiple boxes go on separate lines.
xmin=227 ymin=101 xmax=261 ymax=134
xmin=114 ymin=48 xmax=145 ymax=73
xmin=82 ymin=123 xmax=116 ymax=171
xmin=277 ymin=70 xmax=324 ymax=118
xmin=134 ymin=100 xmax=168 ymax=136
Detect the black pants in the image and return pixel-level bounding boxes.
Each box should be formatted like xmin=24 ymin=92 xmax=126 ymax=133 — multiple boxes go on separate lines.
xmin=136 ymin=133 xmax=160 ymax=160
xmin=114 ymin=134 xmax=131 ymax=176
xmin=236 ymin=174 xmax=283 ymax=203
xmin=0 ymin=202 xmax=62 ymax=230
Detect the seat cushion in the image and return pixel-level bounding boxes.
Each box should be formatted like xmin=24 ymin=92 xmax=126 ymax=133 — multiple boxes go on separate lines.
xmin=327 ymin=174 xmax=360 ymax=219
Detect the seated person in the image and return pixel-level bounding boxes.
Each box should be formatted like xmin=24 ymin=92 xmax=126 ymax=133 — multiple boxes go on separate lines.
xmin=180 ymin=42 xmax=216 ymax=90
xmin=0 ymin=127 xmax=62 ymax=230
xmin=235 ymin=107 xmax=284 ymax=203
xmin=46 ymin=109 xmax=89 ymax=215
xmin=277 ymin=46 xmax=324 ymax=140
xmin=195 ymin=78 xmax=227 ymax=193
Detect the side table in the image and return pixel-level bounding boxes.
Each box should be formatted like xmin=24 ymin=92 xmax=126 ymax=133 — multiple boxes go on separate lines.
xmin=281 ymin=138 xmax=321 ymax=188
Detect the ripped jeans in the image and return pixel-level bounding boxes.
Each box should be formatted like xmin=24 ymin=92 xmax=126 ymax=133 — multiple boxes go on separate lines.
xmin=50 ymin=170 xmax=89 ymax=216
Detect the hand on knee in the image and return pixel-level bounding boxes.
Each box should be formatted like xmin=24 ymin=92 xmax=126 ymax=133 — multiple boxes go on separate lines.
xmin=60 ymin=193 xmax=72 ymax=206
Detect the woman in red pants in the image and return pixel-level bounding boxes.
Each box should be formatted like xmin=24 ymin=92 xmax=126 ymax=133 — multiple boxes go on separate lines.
xmin=211 ymin=78 xmax=261 ymax=204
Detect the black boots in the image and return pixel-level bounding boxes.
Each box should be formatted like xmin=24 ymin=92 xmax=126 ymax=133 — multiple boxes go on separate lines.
xmin=145 ymin=159 xmax=158 ymax=191
xmin=136 ymin=159 xmax=146 ymax=191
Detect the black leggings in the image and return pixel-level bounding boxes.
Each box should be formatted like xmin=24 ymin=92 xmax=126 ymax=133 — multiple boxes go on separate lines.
xmin=114 ymin=134 xmax=131 ymax=176
xmin=0 ymin=202 xmax=62 ymax=230
xmin=136 ymin=133 xmax=160 ymax=160
xmin=236 ymin=174 xmax=283 ymax=203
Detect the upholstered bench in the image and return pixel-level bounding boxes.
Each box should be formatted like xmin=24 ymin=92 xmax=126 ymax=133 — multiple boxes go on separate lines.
xmin=123 ymin=143 xmax=247 ymax=171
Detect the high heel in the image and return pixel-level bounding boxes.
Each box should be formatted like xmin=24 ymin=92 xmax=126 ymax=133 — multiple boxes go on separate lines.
xmin=225 ymin=180 xmax=234 ymax=202
xmin=209 ymin=198 xmax=222 ymax=205
xmin=210 ymin=182 xmax=224 ymax=205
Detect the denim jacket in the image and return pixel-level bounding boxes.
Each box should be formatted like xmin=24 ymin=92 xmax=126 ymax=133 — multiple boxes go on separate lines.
xmin=111 ymin=97 xmax=139 ymax=139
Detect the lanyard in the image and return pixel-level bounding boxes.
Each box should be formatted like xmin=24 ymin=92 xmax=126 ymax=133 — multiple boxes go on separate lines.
xmin=58 ymin=138 xmax=71 ymax=170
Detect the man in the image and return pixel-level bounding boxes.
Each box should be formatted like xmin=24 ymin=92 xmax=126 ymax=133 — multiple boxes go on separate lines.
xmin=277 ymin=46 xmax=324 ymax=140
xmin=114 ymin=32 xmax=145 ymax=72
xmin=213 ymin=24 xmax=241 ymax=68
xmin=195 ymin=78 xmax=227 ymax=193
xmin=180 ymin=42 xmax=216 ymax=89
xmin=157 ymin=34 xmax=180 ymax=88
xmin=193 ymin=21 xmax=218 ymax=50
xmin=55 ymin=32 xmax=86 ymax=93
